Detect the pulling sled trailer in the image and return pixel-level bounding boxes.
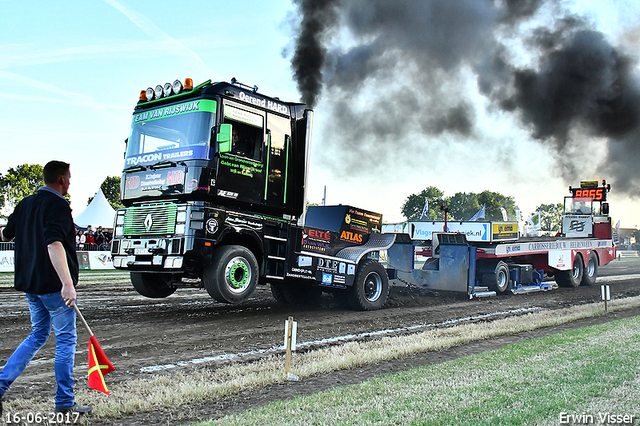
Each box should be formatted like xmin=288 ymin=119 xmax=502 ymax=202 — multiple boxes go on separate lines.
xmin=384 ymin=180 xmax=617 ymax=297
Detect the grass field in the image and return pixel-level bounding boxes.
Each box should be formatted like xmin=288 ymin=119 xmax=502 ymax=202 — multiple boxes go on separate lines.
xmin=5 ymin=296 xmax=638 ymax=425
xmin=2 ymin=270 xmax=639 ymax=424
xmin=198 ymin=314 xmax=640 ymax=426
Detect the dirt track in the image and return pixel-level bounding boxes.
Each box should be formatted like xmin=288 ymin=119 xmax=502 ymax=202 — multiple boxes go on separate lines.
xmin=1 ymin=258 xmax=639 ymax=424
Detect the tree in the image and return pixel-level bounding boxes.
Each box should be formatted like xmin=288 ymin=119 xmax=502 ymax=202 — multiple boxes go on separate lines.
xmin=533 ymin=203 xmax=563 ymax=233
xmin=402 ymin=187 xmax=516 ymax=222
xmin=476 ymin=190 xmax=516 ymax=222
xmin=401 ymin=186 xmax=445 ymax=221
xmin=0 ymin=164 xmax=44 ymax=217
xmin=445 ymin=191 xmax=515 ymax=221
xmin=448 ymin=192 xmax=482 ymax=221
xmin=88 ymin=176 xmax=124 ymax=210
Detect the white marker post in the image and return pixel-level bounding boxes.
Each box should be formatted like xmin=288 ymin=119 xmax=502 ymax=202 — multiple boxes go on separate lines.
xmin=284 ymin=316 xmax=298 ymax=381
xmin=601 ymin=284 xmax=611 ymax=312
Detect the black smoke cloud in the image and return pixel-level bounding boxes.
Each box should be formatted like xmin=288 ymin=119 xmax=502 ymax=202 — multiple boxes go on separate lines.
xmin=288 ymin=0 xmax=640 ymax=197
xmin=290 ymin=0 xmax=341 ymax=109
xmin=497 ymin=27 xmax=640 ymax=194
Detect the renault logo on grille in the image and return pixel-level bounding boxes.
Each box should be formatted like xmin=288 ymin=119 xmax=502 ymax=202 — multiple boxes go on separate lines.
xmin=144 ymin=213 xmax=153 ymax=232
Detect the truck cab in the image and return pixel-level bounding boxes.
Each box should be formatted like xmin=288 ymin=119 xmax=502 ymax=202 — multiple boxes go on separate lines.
xmin=562 ymin=180 xmax=612 ymax=239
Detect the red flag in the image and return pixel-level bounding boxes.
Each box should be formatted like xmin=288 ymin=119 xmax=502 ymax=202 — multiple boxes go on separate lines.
xmin=88 ymin=335 xmax=115 ymax=395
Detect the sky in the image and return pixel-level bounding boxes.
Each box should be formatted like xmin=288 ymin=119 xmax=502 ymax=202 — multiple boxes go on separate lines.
xmin=1 ymin=0 xmax=639 ymax=228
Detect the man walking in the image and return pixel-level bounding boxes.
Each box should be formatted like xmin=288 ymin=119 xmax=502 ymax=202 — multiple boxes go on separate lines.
xmin=0 ymin=161 xmax=91 ymax=415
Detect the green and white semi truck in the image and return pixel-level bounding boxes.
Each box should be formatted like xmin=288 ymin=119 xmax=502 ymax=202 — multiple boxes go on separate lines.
xmin=110 ymin=77 xmax=395 ymax=310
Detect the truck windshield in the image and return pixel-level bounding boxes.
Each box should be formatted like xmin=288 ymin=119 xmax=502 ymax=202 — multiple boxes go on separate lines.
xmin=565 ymin=197 xmax=593 ymax=215
xmin=125 ymin=99 xmax=216 ymax=167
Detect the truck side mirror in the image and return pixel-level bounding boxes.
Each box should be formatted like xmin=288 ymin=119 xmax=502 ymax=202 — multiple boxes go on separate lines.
xmin=217 ymin=123 xmax=232 ymax=154
xmin=602 ymin=202 xmax=609 ymax=215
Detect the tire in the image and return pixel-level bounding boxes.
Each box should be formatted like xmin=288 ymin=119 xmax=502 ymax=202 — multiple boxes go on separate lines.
xmin=272 ymin=281 xmax=322 ymax=306
xmin=130 ymin=272 xmax=176 ymax=298
xmin=270 ymin=283 xmax=288 ymax=304
xmin=555 ymin=254 xmax=584 ymax=288
xmin=581 ymin=251 xmax=598 ymax=286
xmin=481 ymin=261 xmax=511 ymax=294
xmin=204 ymin=245 xmax=258 ymax=303
xmin=282 ymin=284 xmax=323 ymax=306
xmin=347 ymin=259 xmax=389 ymax=311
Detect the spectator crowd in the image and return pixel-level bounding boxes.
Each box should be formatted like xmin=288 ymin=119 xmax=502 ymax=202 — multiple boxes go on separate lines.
xmin=75 ymin=225 xmax=112 ymax=250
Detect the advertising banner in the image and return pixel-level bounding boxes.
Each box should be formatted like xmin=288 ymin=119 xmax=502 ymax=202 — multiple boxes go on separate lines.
xmin=548 ymin=250 xmax=572 ymax=271
xmin=0 ymin=251 xmax=14 ymax=272
xmin=411 ymin=222 xmax=491 ymax=242
xmin=562 ymin=215 xmax=593 ymax=238
xmin=85 ymin=251 xmax=114 ymax=270
xmin=0 ymin=251 xmax=113 ymax=272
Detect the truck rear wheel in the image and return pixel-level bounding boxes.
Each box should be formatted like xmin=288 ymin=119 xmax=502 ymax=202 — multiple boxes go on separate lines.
xmin=270 ymin=283 xmax=288 ymax=303
xmin=581 ymin=251 xmax=598 ymax=286
xmin=130 ymin=272 xmax=176 ymax=298
xmin=204 ymin=245 xmax=258 ymax=304
xmin=347 ymin=259 xmax=389 ymax=311
xmin=555 ymin=254 xmax=584 ymax=288
xmin=482 ymin=261 xmax=511 ymax=294
xmin=271 ymin=283 xmax=323 ymax=306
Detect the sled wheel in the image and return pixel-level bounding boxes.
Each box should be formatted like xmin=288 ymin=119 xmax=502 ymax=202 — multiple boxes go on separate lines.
xmin=482 ymin=261 xmax=511 ymax=294
xmin=130 ymin=272 xmax=176 ymax=298
xmin=204 ymin=245 xmax=258 ymax=303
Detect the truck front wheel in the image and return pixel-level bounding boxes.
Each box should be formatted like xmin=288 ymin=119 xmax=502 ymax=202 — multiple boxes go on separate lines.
xmin=130 ymin=272 xmax=176 ymax=298
xmin=204 ymin=245 xmax=258 ymax=304
xmin=347 ymin=259 xmax=389 ymax=311
xmin=555 ymin=254 xmax=584 ymax=288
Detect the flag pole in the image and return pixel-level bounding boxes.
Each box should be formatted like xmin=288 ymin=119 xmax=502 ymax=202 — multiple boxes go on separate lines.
xmin=73 ymin=304 xmax=94 ymax=337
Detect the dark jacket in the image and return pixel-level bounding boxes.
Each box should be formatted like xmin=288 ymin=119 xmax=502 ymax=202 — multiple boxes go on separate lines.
xmin=3 ymin=187 xmax=79 ymax=294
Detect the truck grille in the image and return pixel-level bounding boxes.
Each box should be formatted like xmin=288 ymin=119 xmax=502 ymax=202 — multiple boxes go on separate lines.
xmin=124 ymin=204 xmax=177 ymax=236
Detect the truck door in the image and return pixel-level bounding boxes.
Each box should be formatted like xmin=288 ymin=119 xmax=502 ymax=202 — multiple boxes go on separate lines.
xmin=215 ymin=102 xmax=266 ymax=204
xmin=265 ymin=114 xmax=290 ymax=207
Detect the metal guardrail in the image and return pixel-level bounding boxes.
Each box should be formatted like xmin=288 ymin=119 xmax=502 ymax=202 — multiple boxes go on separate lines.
xmin=0 ymin=243 xmax=108 ymax=251
xmin=617 ymin=250 xmax=639 ymax=258
xmin=0 ymin=242 xmax=14 ymax=251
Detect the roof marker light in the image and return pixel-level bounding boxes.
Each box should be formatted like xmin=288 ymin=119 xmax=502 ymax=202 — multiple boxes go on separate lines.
xmin=184 ymin=78 xmax=193 ymax=91
xmin=139 ymin=90 xmax=147 ymax=102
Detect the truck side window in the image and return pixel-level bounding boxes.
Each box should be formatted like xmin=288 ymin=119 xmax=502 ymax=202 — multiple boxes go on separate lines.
xmin=222 ymin=104 xmax=264 ymax=161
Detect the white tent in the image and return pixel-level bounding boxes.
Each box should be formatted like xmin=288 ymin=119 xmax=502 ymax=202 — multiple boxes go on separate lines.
xmin=74 ymin=188 xmax=116 ymax=229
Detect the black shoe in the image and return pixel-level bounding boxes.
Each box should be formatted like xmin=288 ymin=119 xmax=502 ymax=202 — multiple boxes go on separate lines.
xmin=55 ymin=403 xmax=92 ymax=415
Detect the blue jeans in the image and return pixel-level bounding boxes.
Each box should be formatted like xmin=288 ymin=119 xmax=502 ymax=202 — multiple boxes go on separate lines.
xmin=0 ymin=292 xmax=77 ymax=408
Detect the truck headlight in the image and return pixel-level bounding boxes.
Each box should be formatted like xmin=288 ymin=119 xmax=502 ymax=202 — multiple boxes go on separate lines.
xmin=115 ymin=226 xmax=124 ymax=237
xmin=177 ymin=211 xmax=187 ymax=222
xmin=175 ymin=224 xmax=186 ymax=235
xmin=116 ymin=213 xmax=125 ymax=225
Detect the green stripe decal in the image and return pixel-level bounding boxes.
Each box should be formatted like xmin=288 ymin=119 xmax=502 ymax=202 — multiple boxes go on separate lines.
xmin=132 ymin=99 xmax=216 ymax=125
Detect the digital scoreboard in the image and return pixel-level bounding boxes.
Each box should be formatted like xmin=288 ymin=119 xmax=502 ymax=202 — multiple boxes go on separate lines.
xmin=569 ymin=180 xmax=609 ymax=201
